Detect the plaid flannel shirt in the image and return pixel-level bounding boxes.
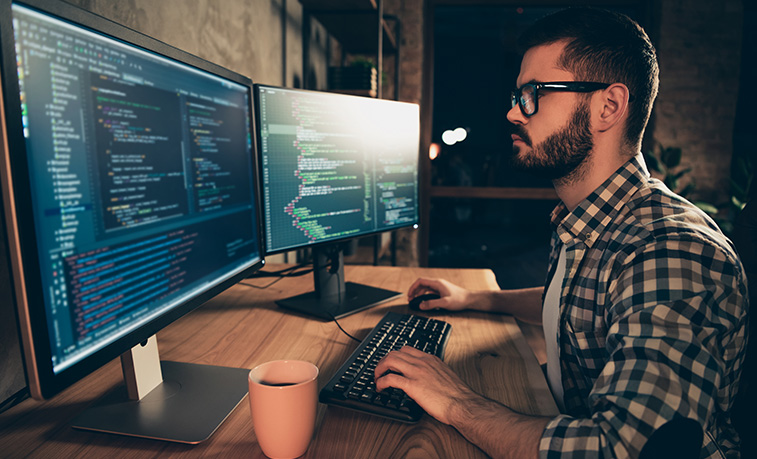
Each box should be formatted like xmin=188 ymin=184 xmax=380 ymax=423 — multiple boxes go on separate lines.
xmin=538 ymin=156 xmax=748 ymax=458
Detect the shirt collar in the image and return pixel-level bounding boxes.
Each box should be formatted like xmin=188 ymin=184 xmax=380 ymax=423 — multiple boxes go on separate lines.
xmin=550 ymin=154 xmax=650 ymax=247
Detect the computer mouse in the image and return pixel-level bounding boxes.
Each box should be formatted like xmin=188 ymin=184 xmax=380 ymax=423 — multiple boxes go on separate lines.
xmin=408 ymin=293 xmax=441 ymax=311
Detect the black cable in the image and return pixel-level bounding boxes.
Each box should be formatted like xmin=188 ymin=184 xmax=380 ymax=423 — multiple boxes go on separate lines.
xmin=240 ymin=265 xmax=313 ymax=289
xmin=251 ymin=268 xmax=313 ymax=279
xmin=249 ymin=262 xmax=310 ymax=278
xmin=243 ymin=255 xmax=360 ymax=343
xmin=0 ymin=387 xmax=29 ymax=414
xmin=326 ymin=259 xmax=360 ymax=342
xmin=239 ymin=276 xmax=286 ymax=290
xmin=325 ymin=311 xmax=362 ymax=343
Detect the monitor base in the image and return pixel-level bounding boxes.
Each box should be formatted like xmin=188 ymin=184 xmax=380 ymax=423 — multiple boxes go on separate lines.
xmin=71 ymin=360 xmax=249 ymax=444
xmin=277 ymin=281 xmax=401 ymax=320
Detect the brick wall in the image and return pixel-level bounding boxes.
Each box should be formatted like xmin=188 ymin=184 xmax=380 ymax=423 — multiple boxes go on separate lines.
xmin=653 ymin=0 xmax=743 ymax=204
xmin=68 ymin=0 xmax=328 ymax=89
xmin=388 ymin=0 xmax=424 ymax=106
xmin=385 ymin=0 xmax=424 ymax=266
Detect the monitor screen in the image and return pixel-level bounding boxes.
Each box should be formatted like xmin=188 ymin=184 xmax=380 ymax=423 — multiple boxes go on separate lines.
xmin=255 ymin=85 xmax=420 ymax=254
xmin=0 ymin=0 xmax=263 ymax=418
xmin=254 ymin=85 xmax=419 ymax=319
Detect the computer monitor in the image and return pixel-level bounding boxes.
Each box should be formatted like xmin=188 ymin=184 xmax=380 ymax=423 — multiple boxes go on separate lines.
xmin=0 ymin=0 xmax=264 ymax=443
xmin=254 ymin=85 xmax=420 ymax=319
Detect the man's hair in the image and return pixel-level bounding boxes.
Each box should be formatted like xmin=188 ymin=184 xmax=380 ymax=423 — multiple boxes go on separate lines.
xmin=518 ymin=7 xmax=659 ymax=151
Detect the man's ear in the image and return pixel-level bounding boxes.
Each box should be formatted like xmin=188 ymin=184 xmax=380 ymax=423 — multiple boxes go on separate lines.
xmin=593 ymin=83 xmax=630 ymax=133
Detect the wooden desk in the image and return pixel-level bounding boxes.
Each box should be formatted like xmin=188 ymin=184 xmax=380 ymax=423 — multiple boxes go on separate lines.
xmin=0 ymin=265 xmax=558 ymax=458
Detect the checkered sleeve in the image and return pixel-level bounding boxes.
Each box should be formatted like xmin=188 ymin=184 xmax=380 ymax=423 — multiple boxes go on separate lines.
xmin=539 ymin=233 xmax=748 ymax=458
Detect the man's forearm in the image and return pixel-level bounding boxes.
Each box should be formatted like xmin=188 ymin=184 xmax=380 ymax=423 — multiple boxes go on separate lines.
xmin=448 ymin=392 xmax=551 ymax=459
xmin=470 ymin=287 xmax=544 ymax=324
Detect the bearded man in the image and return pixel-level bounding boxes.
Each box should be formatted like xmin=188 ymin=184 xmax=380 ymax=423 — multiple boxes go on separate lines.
xmin=375 ymin=7 xmax=748 ymax=459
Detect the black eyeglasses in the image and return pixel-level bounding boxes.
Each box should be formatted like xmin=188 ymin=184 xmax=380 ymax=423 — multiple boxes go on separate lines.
xmin=510 ymin=81 xmax=634 ymax=117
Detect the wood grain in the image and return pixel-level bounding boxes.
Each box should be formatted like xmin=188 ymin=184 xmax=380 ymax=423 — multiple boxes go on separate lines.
xmin=0 ymin=265 xmax=557 ymax=458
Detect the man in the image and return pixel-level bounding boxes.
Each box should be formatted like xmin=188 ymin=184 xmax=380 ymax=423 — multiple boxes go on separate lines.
xmin=375 ymin=7 xmax=747 ymax=458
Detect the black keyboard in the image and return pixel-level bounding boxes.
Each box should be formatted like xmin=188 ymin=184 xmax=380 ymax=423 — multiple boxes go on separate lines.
xmin=319 ymin=312 xmax=452 ymax=423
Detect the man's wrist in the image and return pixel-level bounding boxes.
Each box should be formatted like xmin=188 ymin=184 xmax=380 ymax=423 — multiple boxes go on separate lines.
xmin=466 ymin=290 xmax=498 ymax=313
xmin=445 ymin=390 xmax=490 ymax=426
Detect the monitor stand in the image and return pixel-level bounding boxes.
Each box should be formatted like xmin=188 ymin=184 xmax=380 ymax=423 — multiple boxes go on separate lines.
xmin=71 ymin=336 xmax=248 ymax=444
xmin=276 ymin=243 xmax=401 ymax=320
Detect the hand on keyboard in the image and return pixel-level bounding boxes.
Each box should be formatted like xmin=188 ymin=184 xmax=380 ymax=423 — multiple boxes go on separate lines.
xmin=318 ymin=312 xmax=452 ymax=423
xmin=374 ymin=345 xmax=478 ymax=425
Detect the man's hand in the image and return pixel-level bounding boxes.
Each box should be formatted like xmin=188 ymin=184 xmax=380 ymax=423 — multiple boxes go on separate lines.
xmin=374 ymin=345 xmax=479 ymax=424
xmin=407 ymin=278 xmax=545 ymax=320
xmin=407 ymin=278 xmax=473 ymax=312
xmin=374 ymin=345 xmax=551 ymax=458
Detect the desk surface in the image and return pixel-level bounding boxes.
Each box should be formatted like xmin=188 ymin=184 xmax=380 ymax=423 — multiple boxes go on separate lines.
xmin=0 ymin=264 xmax=557 ymax=458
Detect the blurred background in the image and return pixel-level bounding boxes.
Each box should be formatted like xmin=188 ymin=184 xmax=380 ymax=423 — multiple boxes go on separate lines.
xmin=64 ymin=0 xmax=755 ymax=290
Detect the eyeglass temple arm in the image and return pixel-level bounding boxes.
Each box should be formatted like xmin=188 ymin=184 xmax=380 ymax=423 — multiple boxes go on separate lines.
xmin=543 ymin=82 xmax=635 ymax=101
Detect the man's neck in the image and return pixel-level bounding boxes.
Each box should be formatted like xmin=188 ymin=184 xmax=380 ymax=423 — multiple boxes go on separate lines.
xmin=553 ymin=143 xmax=633 ymax=211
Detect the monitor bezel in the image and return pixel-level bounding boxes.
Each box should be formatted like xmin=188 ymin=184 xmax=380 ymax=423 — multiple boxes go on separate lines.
xmin=253 ymin=83 xmax=421 ymax=256
xmin=0 ymin=0 xmax=266 ymax=399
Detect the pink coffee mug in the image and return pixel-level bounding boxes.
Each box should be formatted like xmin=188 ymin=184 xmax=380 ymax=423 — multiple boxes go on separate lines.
xmin=248 ymin=360 xmax=319 ymax=459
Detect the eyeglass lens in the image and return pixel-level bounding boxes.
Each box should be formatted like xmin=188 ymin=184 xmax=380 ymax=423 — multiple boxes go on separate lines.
xmin=511 ymin=84 xmax=537 ymax=116
xmin=520 ymin=85 xmax=536 ymax=115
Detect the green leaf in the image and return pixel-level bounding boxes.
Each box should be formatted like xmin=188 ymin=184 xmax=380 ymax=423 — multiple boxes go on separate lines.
xmin=736 ymin=155 xmax=754 ymax=175
xmin=662 ymin=147 xmax=682 ymax=169
xmin=695 ymin=202 xmax=719 ymax=216
xmin=673 ymin=167 xmax=692 ymax=180
xmin=679 ymin=182 xmax=696 ymax=198
xmin=718 ymin=221 xmax=734 ymax=235
xmin=730 ymin=178 xmax=746 ymax=197
xmin=644 ymin=151 xmax=663 ymax=173
xmin=736 ymin=156 xmax=748 ymax=173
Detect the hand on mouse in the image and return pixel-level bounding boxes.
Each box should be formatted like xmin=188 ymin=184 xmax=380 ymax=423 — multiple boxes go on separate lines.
xmin=407 ymin=278 xmax=472 ymax=312
xmin=409 ymin=293 xmax=441 ymax=311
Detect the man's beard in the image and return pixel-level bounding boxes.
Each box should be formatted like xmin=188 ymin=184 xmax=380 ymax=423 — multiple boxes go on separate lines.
xmin=510 ymin=102 xmax=593 ymax=184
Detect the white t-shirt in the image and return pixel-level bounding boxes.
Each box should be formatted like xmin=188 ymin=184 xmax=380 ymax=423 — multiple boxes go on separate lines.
xmin=542 ymin=244 xmax=567 ymax=412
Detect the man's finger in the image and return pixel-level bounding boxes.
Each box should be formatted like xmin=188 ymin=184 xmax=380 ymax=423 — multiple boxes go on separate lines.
xmin=374 ymin=348 xmax=419 ymax=379
xmin=408 ymin=278 xmax=442 ymax=300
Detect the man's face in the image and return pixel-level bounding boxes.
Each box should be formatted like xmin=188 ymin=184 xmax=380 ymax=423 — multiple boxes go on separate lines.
xmin=507 ymin=42 xmax=595 ymax=182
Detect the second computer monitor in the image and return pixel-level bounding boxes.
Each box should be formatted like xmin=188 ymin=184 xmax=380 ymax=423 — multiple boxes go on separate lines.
xmin=256 ymin=85 xmax=419 ymax=252
xmin=255 ymin=85 xmax=420 ymax=318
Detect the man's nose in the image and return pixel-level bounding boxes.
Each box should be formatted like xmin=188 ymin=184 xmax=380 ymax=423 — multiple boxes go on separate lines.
xmin=506 ymin=103 xmax=526 ymax=125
